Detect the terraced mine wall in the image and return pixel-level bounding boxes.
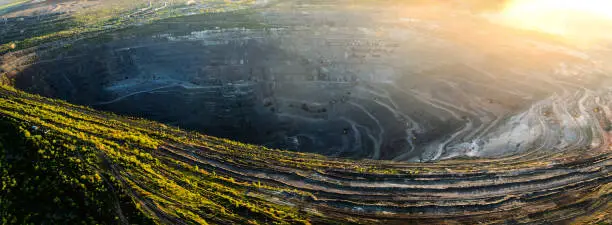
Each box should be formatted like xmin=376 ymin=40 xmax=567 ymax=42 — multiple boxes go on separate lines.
xmin=0 ymin=85 xmax=610 ymax=224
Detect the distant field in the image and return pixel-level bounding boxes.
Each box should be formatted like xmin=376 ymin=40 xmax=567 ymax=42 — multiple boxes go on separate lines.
xmin=0 ymin=0 xmax=259 ymax=53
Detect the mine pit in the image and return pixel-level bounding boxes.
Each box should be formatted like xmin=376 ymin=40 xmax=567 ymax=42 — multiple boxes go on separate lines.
xmin=8 ymin=3 xmax=612 ymax=162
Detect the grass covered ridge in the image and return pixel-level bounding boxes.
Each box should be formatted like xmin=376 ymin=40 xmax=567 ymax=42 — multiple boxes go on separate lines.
xmin=0 ymin=85 xmax=317 ymax=224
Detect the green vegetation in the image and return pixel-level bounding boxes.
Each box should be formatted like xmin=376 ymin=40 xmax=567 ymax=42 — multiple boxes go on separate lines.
xmin=0 ymin=115 xmax=155 ymax=224
xmin=0 ymin=0 xmax=29 ymax=13
xmin=0 ymin=0 xmax=258 ymax=54
xmin=0 ymin=85 xmax=316 ymax=224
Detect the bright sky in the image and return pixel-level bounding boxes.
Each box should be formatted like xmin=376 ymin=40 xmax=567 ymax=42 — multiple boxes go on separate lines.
xmin=500 ymin=0 xmax=612 ymax=41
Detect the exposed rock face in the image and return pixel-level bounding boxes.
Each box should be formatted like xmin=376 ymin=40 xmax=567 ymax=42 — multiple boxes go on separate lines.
xmin=8 ymin=0 xmax=612 ymax=162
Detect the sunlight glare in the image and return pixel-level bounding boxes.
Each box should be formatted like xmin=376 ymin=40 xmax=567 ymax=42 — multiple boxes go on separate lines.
xmin=500 ymin=0 xmax=612 ymax=41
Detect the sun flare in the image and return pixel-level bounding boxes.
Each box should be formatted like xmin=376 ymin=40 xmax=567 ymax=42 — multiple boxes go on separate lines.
xmin=500 ymin=0 xmax=612 ymax=40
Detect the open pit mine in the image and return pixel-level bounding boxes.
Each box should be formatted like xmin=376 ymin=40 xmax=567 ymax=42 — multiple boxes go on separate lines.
xmin=0 ymin=0 xmax=610 ymax=224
